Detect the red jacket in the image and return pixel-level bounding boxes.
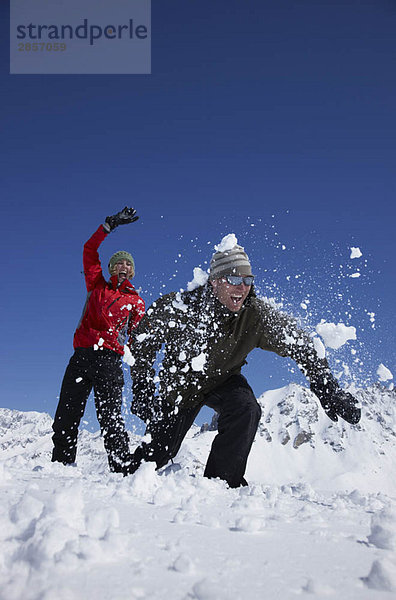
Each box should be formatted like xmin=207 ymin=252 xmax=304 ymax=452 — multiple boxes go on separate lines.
xmin=73 ymin=225 xmax=145 ymax=355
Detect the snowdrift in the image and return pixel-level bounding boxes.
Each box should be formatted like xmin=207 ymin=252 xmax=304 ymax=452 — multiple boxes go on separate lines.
xmin=0 ymin=383 xmax=395 ymax=599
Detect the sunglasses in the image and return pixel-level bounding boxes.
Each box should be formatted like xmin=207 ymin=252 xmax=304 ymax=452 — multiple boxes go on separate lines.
xmin=224 ymin=275 xmax=254 ymax=286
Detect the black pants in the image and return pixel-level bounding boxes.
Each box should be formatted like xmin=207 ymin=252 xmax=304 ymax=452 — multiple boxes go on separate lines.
xmin=52 ymin=348 xmax=131 ymax=472
xmin=139 ymin=374 xmax=262 ymax=488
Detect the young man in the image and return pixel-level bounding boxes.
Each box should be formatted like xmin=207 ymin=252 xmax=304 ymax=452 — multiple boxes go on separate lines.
xmin=127 ymin=243 xmax=361 ymax=487
xmin=52 ymin=207 xmax=145 ymax=473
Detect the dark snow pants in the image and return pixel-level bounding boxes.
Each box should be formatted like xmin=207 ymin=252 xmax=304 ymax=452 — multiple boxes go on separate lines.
xmin=52 ymin=348 xmax=131 ymax=472
xmin=139 ymin=374 xmax=262 ymax=488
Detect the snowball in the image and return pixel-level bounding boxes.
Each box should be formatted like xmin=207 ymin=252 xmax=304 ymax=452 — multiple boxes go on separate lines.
xmin=187 ymin=267 xmax=209 ymax=291
xmin=214 ymin=233 xmax=239 ymax=252
xmin=349 ymin=273 xmax=361 ymax=278
xmin=126 ymin=463 xmax=159 ymax=498
xmin=136 ymin=333 xmax=148 ymax=343
xmin=350 ymin=247 xmax=362 ymax=259
xmin=171 ymin=553 xmax=193 ymax=573
xmin=313 ymin=336 xmax=326 ymax=359
xmin=123 ymin=346 xmax=135 ymax=367
xmin=172 ymin=292 xmax=188 ymax=312
xmin=192 ymin=578 xmax=226 ymax=600
xmin=85 ymin=507 xmax=120 ymax=539
xmin=315 ymin=321 xmax=357 ymax=349
xmin=121 ymin=303 xmax=133 ymax=311
xmin=10 ymin=492 xmax=44 ymax=525
xmin=233 ymin=515 xmax=265 ymax=533
xmin=302 ymin=579 xmax=334 ymax=595
xmin=377 ymin=364 xmax=393 ymax=382
xmin=367 ymin=508 xmax=396 ymax=550
xmin=364 ymin=559 xmax=396 ymax=592
xmin=191 ymin=353 xmax=207 ymax=372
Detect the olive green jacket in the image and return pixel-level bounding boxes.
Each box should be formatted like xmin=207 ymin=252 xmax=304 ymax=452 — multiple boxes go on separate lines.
xmin=131 ymin=285 xmax=338 ymax=419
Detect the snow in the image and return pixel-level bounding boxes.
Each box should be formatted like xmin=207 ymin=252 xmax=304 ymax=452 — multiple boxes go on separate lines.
xmin=136 ymin=333 xmax=148 ymax=343
xmin=214 ymin=233 xmax=239 ymax=252
xmin=187 ymin=267 xmax=209 ymax=291
xmin=312 ymin=335 xmax=326 ymax=359
xmin=363 ymin=559 xmax=396 ymax=593
xmin=367 ymin=507 xmax=396 ymax=551
xmin=377 ymin=363 xmax=393 ymax=382
xmin=350 ymin=247 xmax=363 ymax=259
xmin=191 ymin=352 xmax=207 ymax=372
xmin=316 ymin=320 xmax=357 ymax=349
xmin=122 ymin=345 xmax=135 ymax=367
xmin=1 ymin=383 xmax=395 ymax=600
xmin=172 ymin=292 xmax=188 ymax=313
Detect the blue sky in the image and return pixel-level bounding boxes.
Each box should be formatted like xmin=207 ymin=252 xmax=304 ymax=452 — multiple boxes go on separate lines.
xmin=1 ymin=0 xmax=395 ymax=431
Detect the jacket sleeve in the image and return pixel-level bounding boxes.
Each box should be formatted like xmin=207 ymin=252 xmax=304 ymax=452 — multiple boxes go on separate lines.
xmin=256 ymin=302 xmax=349 ymax=419
xmin=130 ymin=296 xmax=170 ymax=421
xmin=83 ymin=225 xmax=108 ymax=291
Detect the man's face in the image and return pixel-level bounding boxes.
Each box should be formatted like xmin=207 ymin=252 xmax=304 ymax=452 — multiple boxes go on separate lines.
xmin=210 ymin=277 xmax=251 ymax=312
xmin=113 ymin=260 xmax=134 ymax=283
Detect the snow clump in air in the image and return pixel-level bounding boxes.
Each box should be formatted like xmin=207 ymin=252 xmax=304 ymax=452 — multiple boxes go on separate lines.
xmin=187 ymin=234 xmax=241 ymax=292
xmin=191 ymin=352 xmax=207 ymax=372
xmin=214 ymin=233 xmax=239 ymax=252
xmin=123 ymin=345 xmax=135 ymax=367
xmin=377 ymin=364 xmax=393 ymax=382
xmin=312 ymin=336 xmax=326 ymax=359
xmin=187 ymin=267 xmax=209 ymax=291
xmin=350 ymin=247 xmax=362 ymax=259
xmin=315 ymin=320 xmax=357 ymax=350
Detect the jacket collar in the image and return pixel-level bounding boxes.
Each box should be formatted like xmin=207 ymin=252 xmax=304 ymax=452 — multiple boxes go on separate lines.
xmin=109 ymin=276 xmax=137 ymax=294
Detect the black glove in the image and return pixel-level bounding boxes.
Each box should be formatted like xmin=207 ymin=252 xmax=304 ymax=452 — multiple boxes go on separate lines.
xmin=310 ymin=370 xmax=361 ymax=425
xmin=331 ymin=389 xmax=361 ymax=424
xmin=104 ymin=207 xmax=139 ymax=232
xmin=319 ymin=388 xmax=361 ymax=425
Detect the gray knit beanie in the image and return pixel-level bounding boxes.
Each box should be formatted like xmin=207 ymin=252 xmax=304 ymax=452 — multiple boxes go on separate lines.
xmin=108 ymin=251 xmax=135 ymax=277
xmin=209 ymin=245 xmax=253 ymax=280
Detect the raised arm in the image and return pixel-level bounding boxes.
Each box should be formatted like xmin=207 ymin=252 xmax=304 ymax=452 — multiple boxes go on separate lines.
xmin=83 ymin=225 xmax=108 ymax=291
xmin=83 ymin=207 xmax=139 ymax=291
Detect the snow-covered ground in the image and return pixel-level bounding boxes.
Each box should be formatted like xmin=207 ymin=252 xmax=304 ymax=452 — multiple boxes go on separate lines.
xmin=1 ymin=383 xmax=396 ymax=600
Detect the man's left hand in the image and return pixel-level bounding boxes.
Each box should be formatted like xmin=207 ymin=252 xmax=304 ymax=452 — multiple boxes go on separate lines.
xmin=329 ymin=389 xmax=361 ymax=424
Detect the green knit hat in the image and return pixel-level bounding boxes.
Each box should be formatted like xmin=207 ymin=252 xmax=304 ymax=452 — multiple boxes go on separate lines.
xmin=108 ymin=251 xmax=135 ymax=277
